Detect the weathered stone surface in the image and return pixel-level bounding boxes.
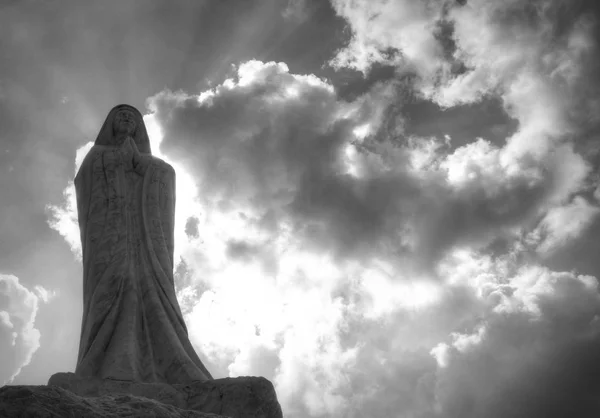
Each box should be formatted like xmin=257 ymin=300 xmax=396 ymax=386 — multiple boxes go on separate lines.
xmin=46 ymin=372 xmax=283 ymax=418
xmin=0 ymin=373 xmax=283 ymax=418
xmin=0 ymin=384 xmax=226 ymax=418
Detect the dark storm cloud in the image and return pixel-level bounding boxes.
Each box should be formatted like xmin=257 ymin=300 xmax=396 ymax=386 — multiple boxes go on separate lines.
xmin=149 ymin=61 xmax=385 ymax=260
xmin=328 ymin=284 xmax=483 ymax=417
xmin=330 ymin=0 xmax=600 ymax=257
xmin=147 ymin=60 xmax=592 ymax=274
xmin=326 ymin=258 xmax=600 ymax=417
xmin=433 ymin=267 xmax=600 ymax=418
xmin=149 ymin=64 xmax=419 ymax=263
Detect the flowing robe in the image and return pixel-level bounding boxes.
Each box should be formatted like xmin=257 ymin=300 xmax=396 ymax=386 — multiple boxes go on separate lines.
xmin=74 ymin=144 xmax=212 ymax=383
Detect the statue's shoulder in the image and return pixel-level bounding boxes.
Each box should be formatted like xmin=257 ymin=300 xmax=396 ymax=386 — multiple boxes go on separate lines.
xmin=82 ymin=145 xmax=116 ymax=161
xmin=89 ymin=144 xmax=114 ymax=153
xmin=148 ymin=155 xmax=175 ymax=175
xmin=78 ymin=145 xmax=108 ymax=167
xmin=75 ymin=146 xmax=104 ymax=180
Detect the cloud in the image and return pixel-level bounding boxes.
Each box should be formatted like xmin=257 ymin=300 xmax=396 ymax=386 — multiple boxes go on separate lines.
xmin=48 ymin=56 xmax=592 ymax=285
xmin=320 ymin=251 xmax=600 ymax=418
xmin=530 ymin=195 xmax=600 ymax=254
xmin=182 ymin=251 xmax=359 ymax=413
xmin=45 ymin=26 xmax=600 ymax=415
xmin=45 ymin=141 xmax=94 ymax=260
xmin=329 ymin=0 xmax=450 ymax=81
xmin=6 ymin=0 xmax=598 ymax=414
xmin=33 ymin=285 xmax=58 ymax=304
xmin=148 ymin=60 xmax=396 ymax=263
xmin=432 ymin=265 xmax=600 ymax=418
xmin=45 ymin=181 xmax=81 ymax=259
xmin=141 ymin=59 xmax=600 ymax=415
xmin=330 ymin=0 xmax=600 ymax=167
xmin=412 ymin=138 xmax=590 ymax=269
xmin=0 ymin=274 xmax=41 ymax=386
xmin=327 ymin=0 xmax=600 ymax=266
xmin=331 ymin=0 xmax=599 ymax=108
xmin=148 ymin=59 xmax=593 ymax=278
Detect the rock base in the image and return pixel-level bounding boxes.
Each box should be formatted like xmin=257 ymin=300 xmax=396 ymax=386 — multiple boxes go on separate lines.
xmin=0 ymin=373 xmax=283 ymax=418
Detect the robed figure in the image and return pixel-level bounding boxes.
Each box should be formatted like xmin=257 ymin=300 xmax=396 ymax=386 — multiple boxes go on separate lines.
xmin=74 ymin=104 xmax=213 ymax=383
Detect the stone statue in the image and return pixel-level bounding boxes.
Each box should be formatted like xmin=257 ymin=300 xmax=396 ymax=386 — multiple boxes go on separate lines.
xmin=73 ymin=104 xmax=213 ymax=383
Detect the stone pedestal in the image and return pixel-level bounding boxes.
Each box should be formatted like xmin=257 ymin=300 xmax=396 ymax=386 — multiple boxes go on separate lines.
xmin=0 ymin=373 xmax=283 ymax=418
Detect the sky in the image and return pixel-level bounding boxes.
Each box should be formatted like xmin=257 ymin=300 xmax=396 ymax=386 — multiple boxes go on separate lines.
xmin=1 ymin=0 xmax=600 ymax=416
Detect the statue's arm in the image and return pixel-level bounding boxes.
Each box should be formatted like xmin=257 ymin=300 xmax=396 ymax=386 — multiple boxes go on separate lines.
xmin=123 ymin=136 xmax=153 ymax=176
xmin=164 ymin=162 xmax=176 ymax=270
xmin=134 ymin=154 xmax=153 ymax=176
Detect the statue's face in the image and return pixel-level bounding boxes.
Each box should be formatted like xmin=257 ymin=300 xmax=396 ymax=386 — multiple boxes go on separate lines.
xmin=113 ymin=109 xmax=137 ymax=136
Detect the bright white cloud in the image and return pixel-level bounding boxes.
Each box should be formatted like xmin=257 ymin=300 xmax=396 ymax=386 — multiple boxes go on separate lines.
xmin=33 ymin=285 xmax=58 ymax=304
xmin=46 ymin=181 xmax=80 ymax=259
xmin=327 ymin=0 xmax=599 ymax=281
xmin=45 ymin=141 xmax=94 ymax=259
xmin=331 ymin=0 xmax=599 ymax=165
xmin=329 ymin=0 xmax=449 ymax=83
xmin=533 ymin=196 xmax=600 ymax=254
xmin=0 ymin=274 xmax=41 ymax=386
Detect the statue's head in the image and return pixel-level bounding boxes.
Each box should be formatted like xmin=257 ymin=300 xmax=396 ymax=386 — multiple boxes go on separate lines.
xmin=95 ymin=104 xmax=152 ymax=154
xmin=113 ymin=107 xmax=137 ymax=136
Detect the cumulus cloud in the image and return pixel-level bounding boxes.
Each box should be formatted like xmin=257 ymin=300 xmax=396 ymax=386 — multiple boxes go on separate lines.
xmin=414 ymin=139 xmax=589 ymax=268
xmin=317 ymin=251 xmax=600 ymax=418
xmin=50 ymin=56 xmax=592 ymax=277
xmin=320 ymin=9 xmax=600 ymax=414
xmin=148 ymin=59 xmax=593 ymax=277
xmin=329 ymin=0 xmax=450 ymax=81
xmin=331 ymin=0 xmax=599 ymax=108
xmin=149 ymin=60 xmax=394 ymax=263
xmin=141 ymin=57 xmax=600 ymax=415
xmin=332 ymin=0 xmax=600 ymax=165
xmin=33 ymin=285 xmax=58 ymax=304
xmin=0 ymin=274 xmax=41 ymax=386
xmin=530 ymin=195 xmax=600 ymax=254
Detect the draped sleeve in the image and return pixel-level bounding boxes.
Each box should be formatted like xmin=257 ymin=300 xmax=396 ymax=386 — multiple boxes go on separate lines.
xmin=74 ymin=147 xmax=100 ymax=259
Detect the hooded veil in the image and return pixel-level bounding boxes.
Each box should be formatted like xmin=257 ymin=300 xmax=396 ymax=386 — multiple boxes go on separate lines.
xmin=94 ymin=104 xmax=152 ymax=153
xmin=73 ymin=104 xmax=213 ymax=383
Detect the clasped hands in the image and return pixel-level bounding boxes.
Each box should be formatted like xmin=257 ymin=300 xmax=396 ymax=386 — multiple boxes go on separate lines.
xmin=120 ymin=136 xmax=149 ymax=175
